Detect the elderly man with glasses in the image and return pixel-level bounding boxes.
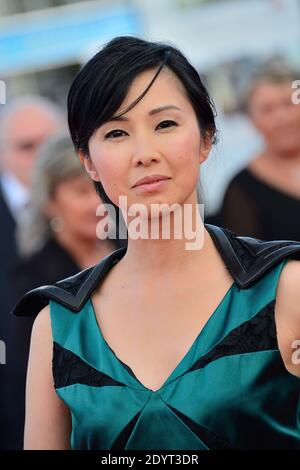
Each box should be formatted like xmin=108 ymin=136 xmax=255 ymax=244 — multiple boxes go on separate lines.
xmin=0 ymin=95 xmax=64 ymax=449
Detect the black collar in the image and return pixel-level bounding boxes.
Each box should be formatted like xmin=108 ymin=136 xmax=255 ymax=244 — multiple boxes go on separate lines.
xmin=12 ymin=224 xmax=300 ymax=317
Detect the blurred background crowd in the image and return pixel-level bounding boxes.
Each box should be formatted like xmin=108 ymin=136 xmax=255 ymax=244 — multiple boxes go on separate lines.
xmin=0 ymin=0 xmax=299 ymax=450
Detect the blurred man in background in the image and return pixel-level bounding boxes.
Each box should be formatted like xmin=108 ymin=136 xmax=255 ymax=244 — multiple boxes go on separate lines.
xmin=0 ymin=95 xmax=64 ymax=449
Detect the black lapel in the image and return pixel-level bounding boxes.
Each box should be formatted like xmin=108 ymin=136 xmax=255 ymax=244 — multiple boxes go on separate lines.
xmin=205 ymin=224 xmax=300 ymax=288
xmin=12 ymin=246 xmax=127 ymax=317
xmin=12 ymin=224 xmax=300 ymax=317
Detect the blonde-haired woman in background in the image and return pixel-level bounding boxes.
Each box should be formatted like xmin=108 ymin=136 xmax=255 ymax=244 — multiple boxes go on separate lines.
xmin=15 ymin=132 xmax=121 ymax=277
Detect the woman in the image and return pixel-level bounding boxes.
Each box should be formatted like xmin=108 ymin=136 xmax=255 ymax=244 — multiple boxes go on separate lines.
xmin=13 ymin=37 xmax=300 ymax=450
xmin=208 ymin=62 xmax=300 ymax=241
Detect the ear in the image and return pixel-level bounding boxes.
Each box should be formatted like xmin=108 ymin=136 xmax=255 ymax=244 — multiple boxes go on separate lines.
xmin=42 ymin=198 xmax=56 ymax=219
xmin=199 ymin=135 xmax=212 ymax=164
xmin=78 ymin=150 xmax=101 ymax=182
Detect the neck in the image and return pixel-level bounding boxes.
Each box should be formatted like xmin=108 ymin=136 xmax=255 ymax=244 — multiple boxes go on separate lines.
xmin=264 ymin=146 xmax=300 ymax=166
xmin=121 ymin=194 xmax=211 ymax=276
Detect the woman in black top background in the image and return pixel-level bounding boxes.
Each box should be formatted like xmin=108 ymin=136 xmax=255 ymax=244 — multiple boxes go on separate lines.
xmin=207 ymin=62 xmax=300 ymax=241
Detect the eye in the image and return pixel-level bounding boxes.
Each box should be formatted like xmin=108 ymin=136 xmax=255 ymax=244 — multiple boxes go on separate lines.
xmin=104 ymin=129 xmax=128 ymax=139
xmin=156 ymin=120 xmax=178 ymax=130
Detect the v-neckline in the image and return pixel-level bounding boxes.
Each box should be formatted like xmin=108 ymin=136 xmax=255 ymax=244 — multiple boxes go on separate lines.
xmin=88 ymin=279 xmax=235 ymax=394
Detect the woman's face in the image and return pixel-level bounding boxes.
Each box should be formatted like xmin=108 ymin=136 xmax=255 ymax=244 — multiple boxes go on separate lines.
xmin=82 ymin=68 xmax=211 ymax=215
xmin=46 ymin=173 xmax=100 ymax=241
xmin=248 ymin=81 xmax=300 ymax=154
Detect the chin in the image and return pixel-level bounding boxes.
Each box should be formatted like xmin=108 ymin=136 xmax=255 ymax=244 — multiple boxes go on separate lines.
xmin=77 ymin=231 xmax=98 ymax=242
xmin=277 ymin=143 xmax=300 ymax=155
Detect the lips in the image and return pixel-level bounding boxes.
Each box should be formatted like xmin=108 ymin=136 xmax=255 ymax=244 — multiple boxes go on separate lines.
xmin=132 ymin=175 xmax=170 ymax=188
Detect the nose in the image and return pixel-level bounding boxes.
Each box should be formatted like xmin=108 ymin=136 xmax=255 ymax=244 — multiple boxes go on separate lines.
xmin=135 ymin=155 xmax=159 ymax=167
xmin=132 ymin=140 xmax=161 ymax=167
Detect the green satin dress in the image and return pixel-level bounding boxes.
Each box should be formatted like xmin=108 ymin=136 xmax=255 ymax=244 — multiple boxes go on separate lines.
xmin=50 ymin=256 xmax=300 ymax=450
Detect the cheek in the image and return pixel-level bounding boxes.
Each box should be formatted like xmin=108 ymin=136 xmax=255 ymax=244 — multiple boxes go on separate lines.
xmin=58 ymin=199 xmax=77 ymax=220
xmin=90 ymin=144 xmax=126 ymax=184
xmin=54 ymin=190 xmax=83 ymax=217
xmin=168 ymin=128 xmax=201 ymax=167
xmin=96 ymin=154 xmax=121 ymax=181
xmin=291 ymin=107 xmax=300 ymax=124
xmin=11 ymin=152 xmax=30 ymax=170
xmin=167 ymin=132 xmax=201 ymax=196
xmin=254 ymin=114 xmax=275 ymax=135
xmin=98 ymin=157 xmax=126 ymax=201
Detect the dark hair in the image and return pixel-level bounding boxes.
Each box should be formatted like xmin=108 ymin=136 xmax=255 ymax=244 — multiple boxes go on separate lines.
xmin=68 ymin=35 xmax=217 ymax=206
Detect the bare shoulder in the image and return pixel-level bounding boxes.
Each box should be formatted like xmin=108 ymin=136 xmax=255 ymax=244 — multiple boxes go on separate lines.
xmin=275 ymin=259 xmax=300 ymax=378
xmin=25 ymin=304 xmax=72 ymax=449
xmin=28 ymin=305 xmax=53 ymax=363
xmin=276 ymin=259 xmax=300 ymax=317
xmin=31 ymin=304 xmax=52 ymax=338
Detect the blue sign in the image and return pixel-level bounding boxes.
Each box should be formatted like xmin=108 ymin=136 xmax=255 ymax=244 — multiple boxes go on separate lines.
xmin=0 ymin=5 xmax=141 ymax=75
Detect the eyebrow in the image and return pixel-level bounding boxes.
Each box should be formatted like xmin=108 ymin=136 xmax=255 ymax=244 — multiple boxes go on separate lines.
xmin=107 ymin=105 xmax=182 ymax=122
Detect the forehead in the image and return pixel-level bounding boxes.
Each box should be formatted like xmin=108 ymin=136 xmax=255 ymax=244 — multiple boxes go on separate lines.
xmin=250 ymin=81 xmax=293 ymax=103
xmin=6 ymin=106 xmax=57 ymax=140
xmin=117 ymin=67 xmax=189 ymax=113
